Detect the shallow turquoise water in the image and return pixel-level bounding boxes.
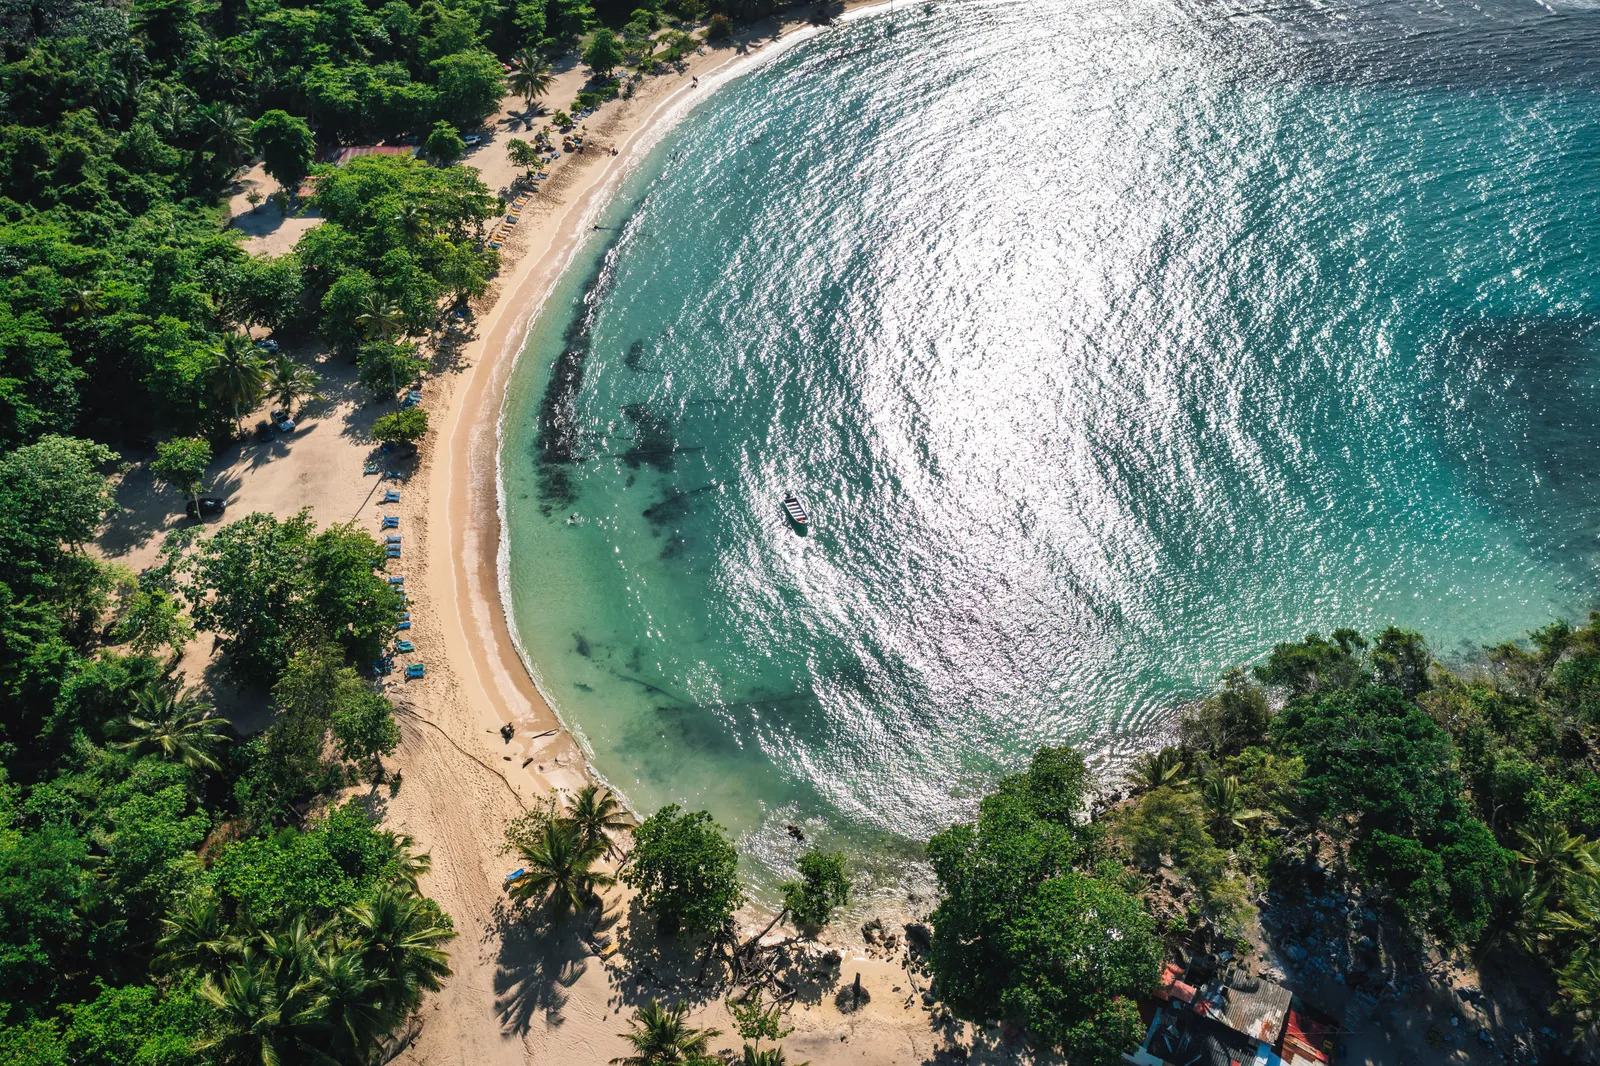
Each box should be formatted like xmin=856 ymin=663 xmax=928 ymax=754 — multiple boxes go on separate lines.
xmin=500 ymin=0 xmax=1600 ymax=895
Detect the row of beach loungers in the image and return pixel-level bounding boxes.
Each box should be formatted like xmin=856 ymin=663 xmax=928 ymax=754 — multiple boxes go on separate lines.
xmin=370 ymin=401 xmax=424 ymax=681
xmin=488 ymin=191 xmax=535 ymax=251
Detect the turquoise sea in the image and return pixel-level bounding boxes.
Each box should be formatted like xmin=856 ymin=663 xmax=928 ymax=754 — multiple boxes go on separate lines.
xmin=500 ymin=0 xmax=1600 ymax=898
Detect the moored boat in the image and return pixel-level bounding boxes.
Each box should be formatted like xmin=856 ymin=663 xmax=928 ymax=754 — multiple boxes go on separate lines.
xmin=782 ymin=493 xmax=810 ymax=526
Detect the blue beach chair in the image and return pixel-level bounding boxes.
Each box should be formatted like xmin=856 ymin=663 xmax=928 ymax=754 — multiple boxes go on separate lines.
xmin=382 ymin=515 xmax=399 ymax=528
xmin=383 ymin=490 xmax=401 ymax=503
xmin=386 ymin=534 xmax=402 ymax=543
xmin=396 ymin=620 xmax=411 ymax=631
xmin=386 ymin=546 xmax=401 ymax=558
xmin=396 ymin=640 xmax=415 ymax=653
xmin=406 ymin=663 xmax=425 ymax=679
xmin=388 ymin=576 xmax=404 ymax=586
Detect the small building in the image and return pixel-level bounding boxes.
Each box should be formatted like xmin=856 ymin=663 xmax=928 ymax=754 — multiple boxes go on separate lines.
xmin=320 ymin=145 xmax=418 ymax=166
xmin=1278 ymin=1005 xmax=1337 ymax=1065
xmin=1131 ymin=959 xmax=1333 ymax=1066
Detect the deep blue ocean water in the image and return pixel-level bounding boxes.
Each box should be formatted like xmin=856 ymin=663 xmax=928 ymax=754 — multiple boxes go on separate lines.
xmin=499 ymin=0 xmax=1600 ymax=898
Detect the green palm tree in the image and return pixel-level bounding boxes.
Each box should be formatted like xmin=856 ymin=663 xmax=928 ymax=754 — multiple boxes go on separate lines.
xmin=355 ymin=292 xmax=404 ymax=344
xmin=67 ymin=286 xmax=102 ymax=316
xmin=568 ymin=783 xmax=631 ymax=852
xmin=743 ymin=1046 xmax=807 ymax=1066
xmin=508 ymin=54 xmax=555 ymax=109
xmin=1476 ymin=863 xmax=1552 ymax=961
xmin=389 ymin=835 xmax=433 ymax=890
xmin=158 ymin=890 xmax=242 ymax=976
xmin=266 ymin=355 xmax=323 ymax=417
xmin=260 ymin=917 xmax=320 ymax=987
xmin=1557 ymin=946 xmax=1600 ymax=1051
xmin=1200 ymin=772 xmax=1258 ymax=842
xmin=200 ymin=102 xmax=254 ymax=173
xmin=198 ymin=955 xmax=312 ymax=1066
xmin=146 ymin=84 xmax=193 ymax=141
xmin=1125 ymin=747 xmax=1184 ymax=794
xmin=210 ymin=331 xmax=267 ymax=430
xmin=345 ymin=885 xmax=455 ymax=1013
xmin=392 ymin=202 xmax=430 ymax=238
xmin=508 ymin=817 xmax=613 ymax=917
xmin=306 ymin=946 xmax=399 ymax=1062
xmin=115 ymin=679 xmax=230 ymax=772
xmin=1517 ymin=821 xmax=1600 ymax=898
xmin=612 ymin=1000 xmax=721 ymax=1066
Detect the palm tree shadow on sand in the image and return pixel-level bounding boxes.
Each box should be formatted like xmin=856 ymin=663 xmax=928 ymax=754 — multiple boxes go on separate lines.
xmin=491 ymin=896 xmax=616 ymax=1033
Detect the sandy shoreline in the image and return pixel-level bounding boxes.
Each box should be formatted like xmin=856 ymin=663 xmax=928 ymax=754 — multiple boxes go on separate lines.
xmin=386 ymin=7 xmax=997 ymax=1064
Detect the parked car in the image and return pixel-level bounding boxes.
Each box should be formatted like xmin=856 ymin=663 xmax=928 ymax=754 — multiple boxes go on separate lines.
xmin=254 ymin=338 xmax=280 ymax=353
xmin=463 ymin=133 xmax=484 ymax=147
xmin=271 ymin=408 xmax=296 ymax=433
xmin=186 ymin=497 xmax=227 ymax=519
xmin=254 ymin=421 xmax=273 ymax=442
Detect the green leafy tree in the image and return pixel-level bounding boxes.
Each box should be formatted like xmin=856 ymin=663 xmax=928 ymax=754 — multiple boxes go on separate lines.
xmin=0 ymin=823 xmax=94 ymax=1010
xmin=1110 ymin=786 xmax=1227 ymax=889
xmin=60 ymin=983 xmax=210 ymax=1066
xmin=371 ymin=407 xmax=429 ymax=447
xmin=183 ymin=510 xmax=400 ymax=683
xmin=274 ymin=643 xmax=400 ymax=782
xmin=151 ymin=437 xmax=212 ymax=510
xmin=507 ymin=137 xmax=544 ymax=177
xmin=250 ymin=111 xmax=316 ymax=194
xmin=622 ymin=805 xmax=742 ymax=936
xmin=1179 ymin=669 xmax=1270 ymax=757
xmin=0 ymin=435 xmax=117 ymax=592
xmin=583 ymin=28 xmax=624 ymax=78
xmin=329 ymin=683 xmax=401 ymax=782
xmin=431 ymin=50 xmax=506 ymax=126
xmin=926 ymin=746 xmax=1161 ymax=1062
xmin=425 ymin=120 xmax=466 ymax=166
xmin=779 ymin=848 xmax=849 ymax=931
xmin=1255 ymin=628 xmax=1369 ymax=696
xmin=995 ymin=872 xmax=1159 ymax=1061
xmin=358 ymin=340 xmax=428 ymax=399
xmin=111 ymin=585 xmax=196 ymax=656
xmin=726 ymin=988 xmax=790 ymax=1052
xmin=224 ymin=254 xmax=305 ymax=331
xmin=1371 ymin=625 xmax=1433 ymax=698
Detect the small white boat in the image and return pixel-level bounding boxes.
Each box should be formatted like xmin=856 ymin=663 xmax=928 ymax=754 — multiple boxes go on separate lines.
xmin=782 ymin=493 xmax=810 ymax=526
